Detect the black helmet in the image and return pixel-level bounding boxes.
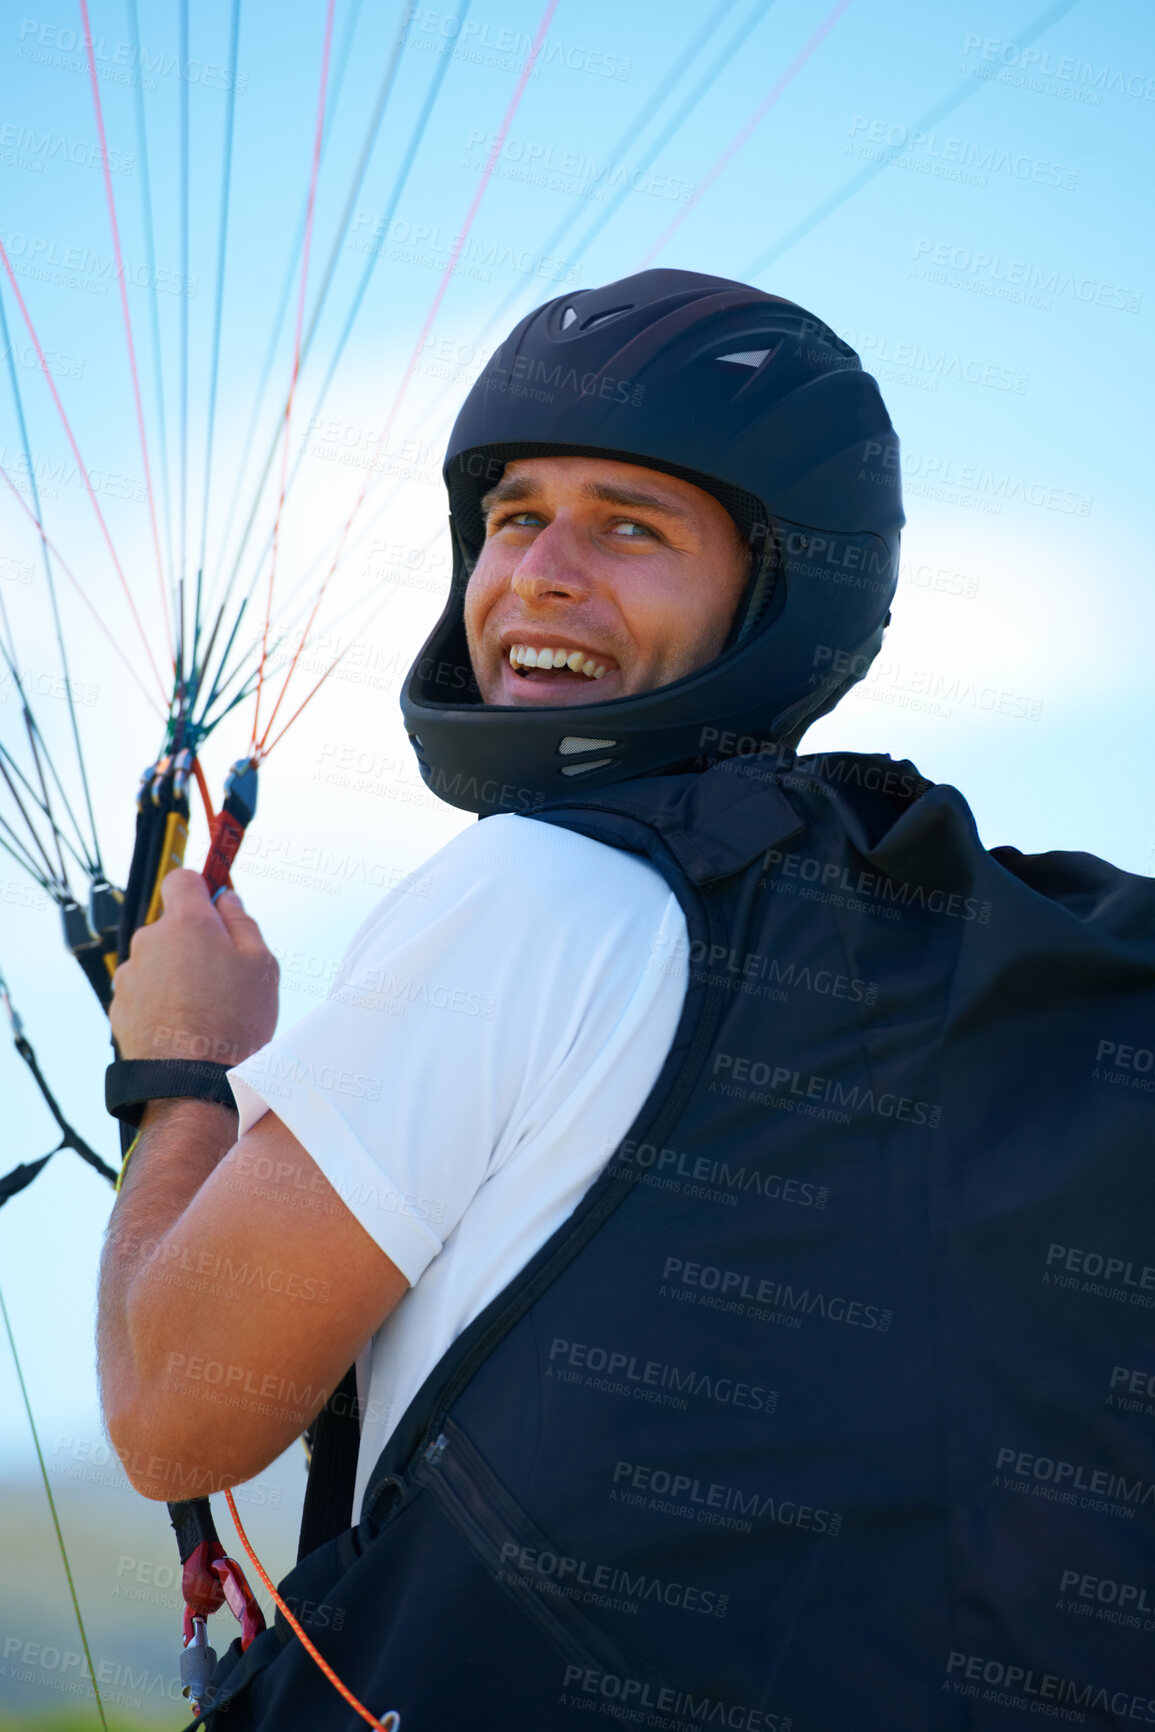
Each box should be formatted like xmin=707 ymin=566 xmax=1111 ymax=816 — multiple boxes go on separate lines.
xmin=401 ymin=268 xmax=903 ymax=816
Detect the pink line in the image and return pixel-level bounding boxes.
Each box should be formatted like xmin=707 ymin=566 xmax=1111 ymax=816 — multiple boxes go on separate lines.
xmin=0 ymin=463 xmax=165 ymax=716
xmin=252 ymin=0 xmax=337 ymax=751
xmin=0 ymin=237 xmax=168 ymax=701
xmin=77 ymin=0 xmax=171 ymax=657
xmin=257 ymin=0 xmax=559 ymax=755
xmin=639 ymin=0 xmax=856 ymax=269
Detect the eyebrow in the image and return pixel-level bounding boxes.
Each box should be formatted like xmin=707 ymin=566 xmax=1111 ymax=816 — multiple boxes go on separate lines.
xmin=480 ymin=475 xmax=694 ymax=523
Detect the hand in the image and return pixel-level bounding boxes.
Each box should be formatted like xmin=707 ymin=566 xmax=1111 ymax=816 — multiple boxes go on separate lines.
xmin=110 ymin=869 xmax=279 ymax=1066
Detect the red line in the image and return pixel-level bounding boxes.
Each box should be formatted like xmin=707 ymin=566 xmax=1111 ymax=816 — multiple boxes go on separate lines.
xmin=256 ymin=0 xmax=559 ymax=754
xmin=0 ymin=463 xmax=166 ymax=717
xmin=77 ymin=0 xmax=172 ymax=659
xmin=0 ymin=239 xmax=169 ymax=701
xmin=251 ymin=0 xmax=337 ymax=753
xmin=639 ymin=0 xmax=856 ymax=268
xmin=260 ymin=590 xmax=396 ymax=758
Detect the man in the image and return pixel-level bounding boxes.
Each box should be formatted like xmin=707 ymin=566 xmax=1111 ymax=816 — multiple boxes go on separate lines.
xmin=100 ymin=271 xmax=1155 ymax=1730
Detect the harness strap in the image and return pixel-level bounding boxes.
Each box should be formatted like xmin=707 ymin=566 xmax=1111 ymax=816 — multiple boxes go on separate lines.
xmin=105 ymin=1057 xmax=236 ymax=1127
xmin=297 ymin=1364 xmax=361 ymax=1561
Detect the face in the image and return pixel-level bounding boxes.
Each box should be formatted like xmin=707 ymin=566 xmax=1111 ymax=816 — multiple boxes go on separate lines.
xmin=463 ymin=456 xmax=751 ymax=707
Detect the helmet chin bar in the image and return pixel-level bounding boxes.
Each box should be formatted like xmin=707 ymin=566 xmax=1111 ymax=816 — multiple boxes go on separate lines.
xmin=402 ymin=269 xmax=904 ymax=815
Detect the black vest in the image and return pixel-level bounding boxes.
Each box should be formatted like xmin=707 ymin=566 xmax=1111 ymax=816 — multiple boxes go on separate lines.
xmin=200 ymin=752 xmax=1155 ymax=1731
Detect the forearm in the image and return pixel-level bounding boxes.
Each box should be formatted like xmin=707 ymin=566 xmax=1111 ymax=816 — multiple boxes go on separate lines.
xmin=97 ymin=1095 xmax=406 ymax=1503
xmin=98 ymin=1097 xmax=239 ymax=1492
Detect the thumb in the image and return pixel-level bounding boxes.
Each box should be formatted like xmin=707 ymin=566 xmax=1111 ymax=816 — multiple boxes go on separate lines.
xmin=212 ymin=886 xmax=245 ymax=913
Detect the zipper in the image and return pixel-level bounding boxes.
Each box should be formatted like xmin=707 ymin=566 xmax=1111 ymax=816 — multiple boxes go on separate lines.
xmin=412 ymin=1418 xmax=661 ymax=1685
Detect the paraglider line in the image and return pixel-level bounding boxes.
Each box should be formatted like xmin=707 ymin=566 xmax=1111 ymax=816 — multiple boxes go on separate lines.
xmin=251 ymin=0 xmax=338 ymax=753
xmin=0 ymin=287 xmax=103 ymax=876
xmin=249 ymin=0 xmax=467 ymax=592
xmin=179 ymin=0 xmax=190 ymax=603
xmin=0 ymin=1279 xmax=110 ymax=1729
xmin=198 ymin=0 xmax=243 ymax=584
xmin=0 ymin=241 xmax=168 ymax=701
xmin=640 ymin=0 xmax=856 ymax=267
xmin=209 ymin=0 xmax=366 ymax=602
xmin=125 ymin=0 xmax=175 ymax=592
xmin=743 ymin=0 xmax=1084 ymax=275
xmin=0 ymin=465 xmax=166 ymax=717
xmin=78 ymin=0 xmax=173 ymax=658
xmin=260 ymin=0 xmax=558 ymax=754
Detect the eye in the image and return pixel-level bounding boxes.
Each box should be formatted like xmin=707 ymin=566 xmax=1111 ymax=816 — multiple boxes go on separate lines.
xmin=491 ymin=509 xmax=544 ymax=531
xmin=611 ymin=519 xmax=657 ymax=539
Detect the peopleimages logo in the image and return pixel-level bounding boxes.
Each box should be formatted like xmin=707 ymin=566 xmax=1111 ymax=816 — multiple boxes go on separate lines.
xmin=560 ymin=1666 xmax=792 ymax=1731
xmin=945 ymin=1650 xmax=1155 ymax=1720
xmin=506 ymin=351 xmax=644 ymax=405
xmin=761 ymin=839 xmax=991 ymax=924
xmin=711 ymin=1051 xmax=942 ymax=1130
xmin=846 ymin=115 xmax=1079 ymax=189
xmin=960 ymin=34 xmax=1155 ymax=102
xmin=1044 ymin=1240 xmax=1155 ymax=1298
xmin=993 ymin=1445 xmax=1155 ymax=1518
xmin=498 ymin=1541 xmax=728 ymax=1619
xmin=612 ymin=1458 xmax=843 ymax=1537
xmin=547 ymin=1336 xmax=778 ymax=1415
xmin=911 ymin=238 xmax=1142 ymax=314
xmin=661 ymin=1255 xmax=893 ymax=1332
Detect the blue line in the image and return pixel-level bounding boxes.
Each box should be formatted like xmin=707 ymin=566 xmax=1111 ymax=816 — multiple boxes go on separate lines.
xmin=198 ymin=0 xmax=242 ymax=584
xmin=479 ymin=0 xmax=756 ymax=347
xmin=217 ymin=0 xmax=417 ymax=621
xmin=0 ymin=287 xmax=102 ymax=877
xmin=208 ymin=0 xmax=365 ymax=595
xmin=383 ymin=0 xmax=777 ymax=469
xmin=263 ymin=0 xmax=468 ymax=537
xmin=745 ymin=0 xmax=1085 ymax=277
xmin=179 ymin=0 xmax=189 ymax=611
xmin=125 ymin=0 xmax=174 ymax=597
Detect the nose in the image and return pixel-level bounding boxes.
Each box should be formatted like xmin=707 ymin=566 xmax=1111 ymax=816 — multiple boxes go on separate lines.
xmin=509 ymin=513 xmax=592 ymax=604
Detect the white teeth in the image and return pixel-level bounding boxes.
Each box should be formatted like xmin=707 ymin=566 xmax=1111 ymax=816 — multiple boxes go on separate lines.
xmin=507 ymin=644 xmax=613 ymax=678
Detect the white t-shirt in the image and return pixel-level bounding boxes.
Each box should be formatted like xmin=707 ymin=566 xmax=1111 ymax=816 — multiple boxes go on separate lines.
xmin=229 ymin=812 xmax=689 ymax=1512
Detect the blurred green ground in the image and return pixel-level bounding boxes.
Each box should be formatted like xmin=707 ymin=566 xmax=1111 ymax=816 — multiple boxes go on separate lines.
xmin=0 ymin=1716 xmax=171 ymax=1730
xmin=0 ymin=1459 xmax=306 ymax=1730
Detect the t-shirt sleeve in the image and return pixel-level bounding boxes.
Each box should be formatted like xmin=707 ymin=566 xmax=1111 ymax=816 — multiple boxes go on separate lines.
xmin=228 ymin=814 xmax=683 ymax=1286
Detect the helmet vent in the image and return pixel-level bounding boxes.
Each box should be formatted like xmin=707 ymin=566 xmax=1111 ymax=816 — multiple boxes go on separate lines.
xmin=582 ymin=304 xmax=633 ymax=330
xmin=561 ymin=758 xmax=614 ymax=777
xmin=560 ymin=306 xmax=578 ymax=329
xmin=558 ymin=735 xmax=617 ymax=756
xmin=717 ymin=348 xmax=772 ymax=368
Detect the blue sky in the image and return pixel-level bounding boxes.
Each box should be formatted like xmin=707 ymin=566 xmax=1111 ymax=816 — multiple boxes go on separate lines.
xmin=0 ymin=0 xmax=1151 ymax=1562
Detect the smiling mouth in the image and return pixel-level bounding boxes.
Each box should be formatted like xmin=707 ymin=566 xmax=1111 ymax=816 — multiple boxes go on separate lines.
xmin=507 ymin=642 xmax=616 ymax=681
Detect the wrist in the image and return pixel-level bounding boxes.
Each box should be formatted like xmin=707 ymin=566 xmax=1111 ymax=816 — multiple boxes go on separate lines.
xmin=139 ymin=1096 xmax=239 ymax=1133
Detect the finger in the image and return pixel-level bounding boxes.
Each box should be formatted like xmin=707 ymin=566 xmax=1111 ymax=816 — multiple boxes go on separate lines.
xmin=157 ymin=867 xmax=214 ymax=918
xmin=213 ymin=888 xmax=272 ymax=960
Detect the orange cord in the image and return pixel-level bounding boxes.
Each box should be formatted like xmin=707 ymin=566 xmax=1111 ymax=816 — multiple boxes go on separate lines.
xmin=192 ymin=756 xmax=217 ymax=828
xmin=223 ymin=1489 xmax=399 ymax=1732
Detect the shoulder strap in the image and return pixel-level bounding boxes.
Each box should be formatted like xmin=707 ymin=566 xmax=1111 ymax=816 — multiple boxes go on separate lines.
xmin=296 ymin=1365 xmax=360 ymax=1560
